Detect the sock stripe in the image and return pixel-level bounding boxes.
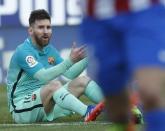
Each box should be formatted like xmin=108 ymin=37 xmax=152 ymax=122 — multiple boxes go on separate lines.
xmin=60 ymin=93 xmax=70 ymax=101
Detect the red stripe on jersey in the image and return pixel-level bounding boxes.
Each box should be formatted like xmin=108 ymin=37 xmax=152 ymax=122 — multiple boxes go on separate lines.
xmin=115 ymin=0 xmax=130 ymax=13
xmin=87 ymin=0 xmax=95 ymax=17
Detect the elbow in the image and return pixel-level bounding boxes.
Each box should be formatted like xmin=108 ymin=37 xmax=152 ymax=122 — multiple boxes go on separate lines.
xmin=34 ymin=70 xmax=51 ymax=84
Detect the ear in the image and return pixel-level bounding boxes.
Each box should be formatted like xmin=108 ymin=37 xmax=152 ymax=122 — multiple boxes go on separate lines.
xmin=28 ymin=27 xmax=33 ymax=35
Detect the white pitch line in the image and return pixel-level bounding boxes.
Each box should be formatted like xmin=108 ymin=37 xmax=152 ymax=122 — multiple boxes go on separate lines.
xmin=0 ymin=121 xmax=112 ymax=127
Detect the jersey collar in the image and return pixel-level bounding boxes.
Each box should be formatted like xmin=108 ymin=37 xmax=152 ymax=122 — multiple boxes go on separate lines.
xmin=27 ymin=37 xmax=50 ymax=55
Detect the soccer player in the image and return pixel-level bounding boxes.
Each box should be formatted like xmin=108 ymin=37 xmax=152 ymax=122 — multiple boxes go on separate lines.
xmin=6 ymin=9 xmax=104 ymax=124
xmin=80 ymin=0 xmax=165 ymax=131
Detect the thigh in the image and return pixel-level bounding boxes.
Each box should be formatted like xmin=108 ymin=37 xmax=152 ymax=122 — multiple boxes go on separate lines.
xmin=12 ymin=88 xmax=46 ymax=123
xmin=66 ymin=76 xmax=90 ymax=98
xmin=40 ymin=82 xmax=73 ymax=121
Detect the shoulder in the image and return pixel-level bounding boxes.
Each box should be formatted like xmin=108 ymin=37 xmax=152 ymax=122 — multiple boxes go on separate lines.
xmin=13 ymin=41 xmax=37 ymax=63
xmin=16 ymin=40 xmax=35 ymax=55
xmin=47 ymin=44 xmax=59 ymax=53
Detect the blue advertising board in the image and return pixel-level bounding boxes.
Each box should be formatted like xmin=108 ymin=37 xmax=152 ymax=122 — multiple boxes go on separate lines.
xmin=0 ymin=0 xmax=85 ymax=83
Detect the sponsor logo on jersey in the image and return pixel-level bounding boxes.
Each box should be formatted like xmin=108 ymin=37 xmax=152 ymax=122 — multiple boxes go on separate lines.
xmin=26 ymin=55 xmax=38 ymax=67
xmin=48 ymin=57 xmax=55 ymax=65
xmin=32 ymin=94 xmax=37 ymax=101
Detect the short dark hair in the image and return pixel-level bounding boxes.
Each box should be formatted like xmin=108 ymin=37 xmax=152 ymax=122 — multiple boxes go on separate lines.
xmin=29 ymin=9 xmax=51 ymax=26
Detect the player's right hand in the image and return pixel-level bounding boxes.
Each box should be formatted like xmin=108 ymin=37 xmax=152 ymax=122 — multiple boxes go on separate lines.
xmin=70 ymin=42 xmax=86 ymax=63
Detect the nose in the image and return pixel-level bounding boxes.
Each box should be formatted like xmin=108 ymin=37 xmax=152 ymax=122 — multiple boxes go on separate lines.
xmin=44 ymin=27 xmax=49 ymax=33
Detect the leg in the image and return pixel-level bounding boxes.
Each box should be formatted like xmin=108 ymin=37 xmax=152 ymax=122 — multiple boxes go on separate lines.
xmin=126 ymin=5 xmax=165 ymax=130
xmin=106 ymin=90 xmax=130 ymax=123
xmin=135 ymin=68 xmax=165 ymax=111
xmin=40 ymin=80 xmax=88 ymax=117
xmin=135 ymin=68 xmax=165 ymax=131
xmin=81 ymin=17 xmax=132 ymax=130
xmin=67 ymin=76 xmax=89 ymax=98
xmin=40 ymin=80 xmax=62 ymax=113
xmin=67 ymin=76 xmax=104 ymax=103
xmin=64 ymin=76 xmax=105 ymax=122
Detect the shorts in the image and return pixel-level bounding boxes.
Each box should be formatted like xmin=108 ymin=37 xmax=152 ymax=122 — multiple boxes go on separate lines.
xmin=81 ymin=4 xmax=165 ymax=96
xmin=12 ymin=82 xmax=73 ymax=123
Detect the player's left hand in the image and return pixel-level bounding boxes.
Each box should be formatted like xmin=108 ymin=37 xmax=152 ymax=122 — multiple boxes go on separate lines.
xmin=70 ymin=42 xmax=87 ymax=63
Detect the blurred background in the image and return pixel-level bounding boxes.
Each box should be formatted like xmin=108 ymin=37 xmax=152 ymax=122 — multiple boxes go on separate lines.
xmin=0 ymin=0 xmax=86 ymax=84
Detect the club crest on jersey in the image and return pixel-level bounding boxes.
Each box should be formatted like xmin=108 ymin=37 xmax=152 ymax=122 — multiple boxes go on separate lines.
xmin=26 ymin=56 xmax=38 ymax=67
xmin=48 ymin=57 xmax=55 ymax=65
xmin=32 ymin=94 xmax=37 ymax=101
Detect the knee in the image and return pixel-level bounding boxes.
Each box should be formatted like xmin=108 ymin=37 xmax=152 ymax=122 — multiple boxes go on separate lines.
xmin=76 ymin=76 xmax=91 ymax=87
xmin=134 ymin=69 xmax=165 ymax=110
xmin=47 ymin=80 xmax=63 ymax=92
xmin=138 ymin=86 xmax=161 ymax=110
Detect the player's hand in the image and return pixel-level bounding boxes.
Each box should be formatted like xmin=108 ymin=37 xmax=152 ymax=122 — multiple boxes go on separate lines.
xmin=70 ymin=42 xmax=86 ymax=63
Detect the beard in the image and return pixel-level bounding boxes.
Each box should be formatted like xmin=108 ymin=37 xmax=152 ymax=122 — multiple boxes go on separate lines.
xmin=33 ymin=33 xmax=51 ymax=48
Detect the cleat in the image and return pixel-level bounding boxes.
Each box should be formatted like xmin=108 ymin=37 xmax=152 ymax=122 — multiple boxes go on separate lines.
xmin=84 ymin=101 xmax=105 ymax=122
xmin=131 ymin=106 xmax=144 ymax=124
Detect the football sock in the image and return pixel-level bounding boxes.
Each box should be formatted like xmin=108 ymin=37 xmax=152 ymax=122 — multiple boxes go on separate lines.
xmin=53 ymin=87 xmax=87 ymax=116
xmin=144 ymin=109 xmax=165 ymax=131
xmin=84 ymin=80 xmax=104 ymax=103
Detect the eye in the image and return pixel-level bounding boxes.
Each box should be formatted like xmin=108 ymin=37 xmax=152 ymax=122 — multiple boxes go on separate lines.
xmin=47 ymin=26 xmax=51 ymax=29
xmin=38 ymin=25 xmax=44 ymax=29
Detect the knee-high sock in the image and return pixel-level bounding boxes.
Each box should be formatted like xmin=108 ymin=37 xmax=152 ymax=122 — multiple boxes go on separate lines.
xmin=53 ymin=87 xmax=87 ymax=116
xmin=84 ymin=80 xmax=104 ymax=103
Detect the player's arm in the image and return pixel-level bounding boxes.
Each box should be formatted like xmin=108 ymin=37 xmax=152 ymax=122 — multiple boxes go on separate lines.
xmin=34 ymin=58 xmax=73 ymax=83
xmin=16 ymin=49 xmax=74 ymax=83
xmin=63 ymin=57 xmax=88 ymax=79
xmin=17 ymin=42 xmax=86 ymax=83
xmin=35 ymin=43 xmax=86 ymax=83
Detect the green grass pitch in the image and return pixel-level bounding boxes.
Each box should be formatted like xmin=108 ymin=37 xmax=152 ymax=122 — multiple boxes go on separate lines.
xmin=0 ymin=85 xmax=143 ymax=131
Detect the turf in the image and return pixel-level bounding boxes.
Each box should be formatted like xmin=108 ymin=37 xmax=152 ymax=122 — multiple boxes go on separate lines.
xmin=0 ymin=85 xmax=13 ymax=124
xmin=0 ymin=85 xmax=143 ymax=131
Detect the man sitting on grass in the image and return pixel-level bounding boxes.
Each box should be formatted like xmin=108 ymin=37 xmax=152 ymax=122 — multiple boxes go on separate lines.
xmin=6 ymin=9 xmax=104 ymax=123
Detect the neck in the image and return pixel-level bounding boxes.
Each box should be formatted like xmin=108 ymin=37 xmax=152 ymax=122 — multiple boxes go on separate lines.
xmin=31 ymin=37 xmax=43 ymax=50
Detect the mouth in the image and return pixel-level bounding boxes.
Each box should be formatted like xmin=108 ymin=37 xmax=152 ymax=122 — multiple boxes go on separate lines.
xmin=42 ymin=36 xmax=49 ymax=40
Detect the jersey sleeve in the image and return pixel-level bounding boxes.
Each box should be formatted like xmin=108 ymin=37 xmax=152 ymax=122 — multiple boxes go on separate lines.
xmin=16 ymin=48 xmax=43 ymax=76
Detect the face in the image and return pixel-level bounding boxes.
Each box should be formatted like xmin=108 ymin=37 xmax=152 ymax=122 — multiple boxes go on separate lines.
xmin=29 ymin=19 xmax=52 ymax=48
